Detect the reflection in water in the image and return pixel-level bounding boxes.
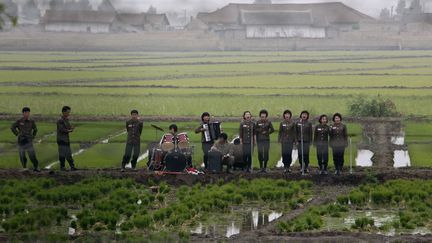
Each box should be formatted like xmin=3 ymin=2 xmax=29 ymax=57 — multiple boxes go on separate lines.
xmin=355 ymin=150 xmax=374 ymax=167
xmin=393 ymin=150 xmax=411 ymax=168
xmin=276 ymin=149 xmax=298 ymax=168
xmin=391 ymin=132 xmax=405 ymax=145
xmin=226 ymin=222 xmax=240 ymax=238
xmin=268 ymin=211 xmax=283 ymax=222
xmin=252 ymin=210 xmax=259 ymax=229
xmin=190 ymin=210 xmax=283 ymax=238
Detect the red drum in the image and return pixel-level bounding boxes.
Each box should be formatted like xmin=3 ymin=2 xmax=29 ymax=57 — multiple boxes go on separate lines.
xmin=161 ymin=133 xmax=175 ymax=152
xmin=151 ymin=148 xmax=164 ymax=170
xmin=177 ymin=132 xmax=189 ymax=150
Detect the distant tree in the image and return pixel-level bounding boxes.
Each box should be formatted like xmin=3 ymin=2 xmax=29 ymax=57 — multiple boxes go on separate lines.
xmin=409 ymin=0 xmax=423 ymax=14
xmin=0 ymin=1 xmax=18 ymax=29
xmin=348 ymin=96 xmax=400 ymax=117
xmin=395 ymin=0 xmax=406 ymax=16
xmin=147 ymin=5 xmax=157 ymax=14
xmin=98 ymin=0 xmax=115 ymax=12
xmin=379 ymin=8 xmax=391 ymax=20
xmin=254 ymin=0 xmax=272 ymax=4
xmin=49 ymin=0 xmax=65 ymax=10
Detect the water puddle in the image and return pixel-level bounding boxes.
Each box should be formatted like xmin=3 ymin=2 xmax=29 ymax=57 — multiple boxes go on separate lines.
xmin=355 ymin=150 xmax=373 ymax=167
xmin=393 ymin=150 xmax=411 ymax=168
xmin=324 ymin=209 xmax=431 ymax=236
xmin=190 ymin=208 xmax=283 ymax=238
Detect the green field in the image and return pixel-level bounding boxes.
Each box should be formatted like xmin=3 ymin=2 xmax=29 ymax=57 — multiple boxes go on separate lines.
xmin=0 ymin=51 xmax=431 ymax=169
xmin=0 ymin=51 xmax=431 ymax=117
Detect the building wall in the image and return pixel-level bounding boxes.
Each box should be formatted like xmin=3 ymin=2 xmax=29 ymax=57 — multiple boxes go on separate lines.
xmin=245 ymin=25 xmax=326 ymax=38
xmin=45 ymin=23 xmax=110 ymax=33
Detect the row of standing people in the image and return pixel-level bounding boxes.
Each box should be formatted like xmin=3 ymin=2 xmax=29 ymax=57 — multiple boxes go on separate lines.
xmin=11 ymin=106 xmax=347 ymax=174
xmin=11 ymin=106 xmax=76 ymax=172
xmin=196 ymin=110 xmax=348 ymax=175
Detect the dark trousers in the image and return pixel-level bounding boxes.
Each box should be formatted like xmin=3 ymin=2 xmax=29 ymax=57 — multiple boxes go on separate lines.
xmin=122 ymin=143 xmax=140 ymax=169
xmin=332 ymin=146 xmax=345 ymax=171
xmin=18 ymin=142 xmax=39 ymax=169
xmin=242 ymin=143 xmax=253 ymax=170
xmin=281 ymin=142 xmax=294 ymax=168
xmin=57 ymin=141 xmax=75 ymax=169
xmin=202 ymin=142 xmax=213 ymax=169
xmin=297 ymin=141 xmax=311 ymax=171
xmin=316 ymin=144 xmax=329 ymax=171
xmin=257 ymin=140 xmax=270 ymax=169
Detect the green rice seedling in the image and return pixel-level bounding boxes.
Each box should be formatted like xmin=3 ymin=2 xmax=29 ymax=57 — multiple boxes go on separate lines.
xmin=352 ymin=217 xmax=374 ymax=230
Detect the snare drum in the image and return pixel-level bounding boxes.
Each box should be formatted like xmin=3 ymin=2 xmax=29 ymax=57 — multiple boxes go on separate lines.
xmin=160 ymin=133 xmax=175 ymax=152
xmin=177 ymin=132 xmax=189 ymax=150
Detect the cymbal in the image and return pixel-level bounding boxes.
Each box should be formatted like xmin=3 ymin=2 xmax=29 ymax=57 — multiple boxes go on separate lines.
xmin=151 ymin=124 xmax=164 ymax=132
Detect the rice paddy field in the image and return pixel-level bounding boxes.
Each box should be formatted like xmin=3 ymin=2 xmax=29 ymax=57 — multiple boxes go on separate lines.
xmin=0 ymin=51 xmax=431 ymax=117
xmin=0 ymin=50 xmax=431 ymax=242
xmin=0 ymin=50 xmax=431 ymax=169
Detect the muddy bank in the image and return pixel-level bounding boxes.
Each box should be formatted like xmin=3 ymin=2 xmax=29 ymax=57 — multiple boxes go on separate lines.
xmin=0 ymin=167 xmax=430 ymax=186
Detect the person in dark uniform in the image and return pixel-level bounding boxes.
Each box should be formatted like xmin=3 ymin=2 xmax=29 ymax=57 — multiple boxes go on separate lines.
xmin=11 ymin=107 xmax=40 ymax=172
xmin=239 ymin=111 xmax=255 ymax=173
xmin=278 ymin=110 xmax=295 ymax=173
xmin=329 ymin=113 xmax=348 ymax=175
xmin=209 ymin=133 xmax=234 ymax=173
xmin=195 ymin=112 xmax=213 ymax=169
xmin=295 ymin=110 xmax=313 ymax=174
xmin=121 ymin=110 xmax=143 ymax=172
xmin=57 ymin=106 xmax=77 ymax=171
xmin=314 ymin=115 xmax=330 ymax=175
xmin=255 ymin=109 xmax=274 ymax=173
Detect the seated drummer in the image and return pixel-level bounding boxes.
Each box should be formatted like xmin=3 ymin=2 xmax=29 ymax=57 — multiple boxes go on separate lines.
xmin=209 ymin=133 xmax=234 ymax=173
xmin=169 ymin=124 xmax=178 ymax=136
xmin=167 ymin=123 xmax=192 ymax=168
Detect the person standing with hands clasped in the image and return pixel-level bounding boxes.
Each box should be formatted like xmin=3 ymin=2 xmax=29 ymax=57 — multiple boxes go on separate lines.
xmin=57 ymin=106 xmax=77 ymax=171
xmin=11 ymin=107 xmax=40 ymax=172
xmin=278 ymin=110 xmax=296 ymax=173
xmin=239 ymin=111 xmax=256 ymax=173
xmin=329 ymin=113 xmax=348 ymax=175
xmin=255 ymin=109 xmax=274 ymax=173
xmin=314 ymin=115 xmax=330 ymax=175
xmin=295 ymin=110 xmax=313 ymax=174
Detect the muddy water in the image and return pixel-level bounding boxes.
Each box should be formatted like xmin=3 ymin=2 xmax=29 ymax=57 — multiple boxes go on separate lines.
xmin=324 ymin=209 xmax=431 ymax=236
xmin=190 ymin=207 xmax=283 ymax=238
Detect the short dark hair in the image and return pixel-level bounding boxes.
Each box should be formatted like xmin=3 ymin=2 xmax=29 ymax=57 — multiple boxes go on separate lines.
xmin=283 ymin=109 xmax=292 ymax=118
xmin=300 ymin=110 xmax=309 ymax=119
xmin=259 ymin=109 xmax=268 ymax=118
xmin=169 ymin=124 xmax=178 ymax=133
xmin=22 ymin=107 xmax=30 ymax=113
xmin=219 ymin=133 xmax=228 ymax=141
xmin=131 ymin=110 xmax=139 ymax=115
xmin=243 ymin=111 xmax=251 ymax=119
xmin=319 ymin=114 xmax=328 ymax=124
xmin=333 ymin=113 xmax=342 ymax=122
xmin=201 ymin=112 xmax=210 ymax=121
xmin=62 ymin=106 xmax=71 ymax=113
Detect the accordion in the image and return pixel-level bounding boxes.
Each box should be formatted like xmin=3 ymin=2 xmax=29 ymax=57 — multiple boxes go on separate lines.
xmin=203 ymin=122 xmax=221 ymax=142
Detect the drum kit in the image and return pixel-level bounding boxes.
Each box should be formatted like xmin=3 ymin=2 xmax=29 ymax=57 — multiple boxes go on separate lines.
xmin=149 ymin=125 xmax=193 ymax=172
